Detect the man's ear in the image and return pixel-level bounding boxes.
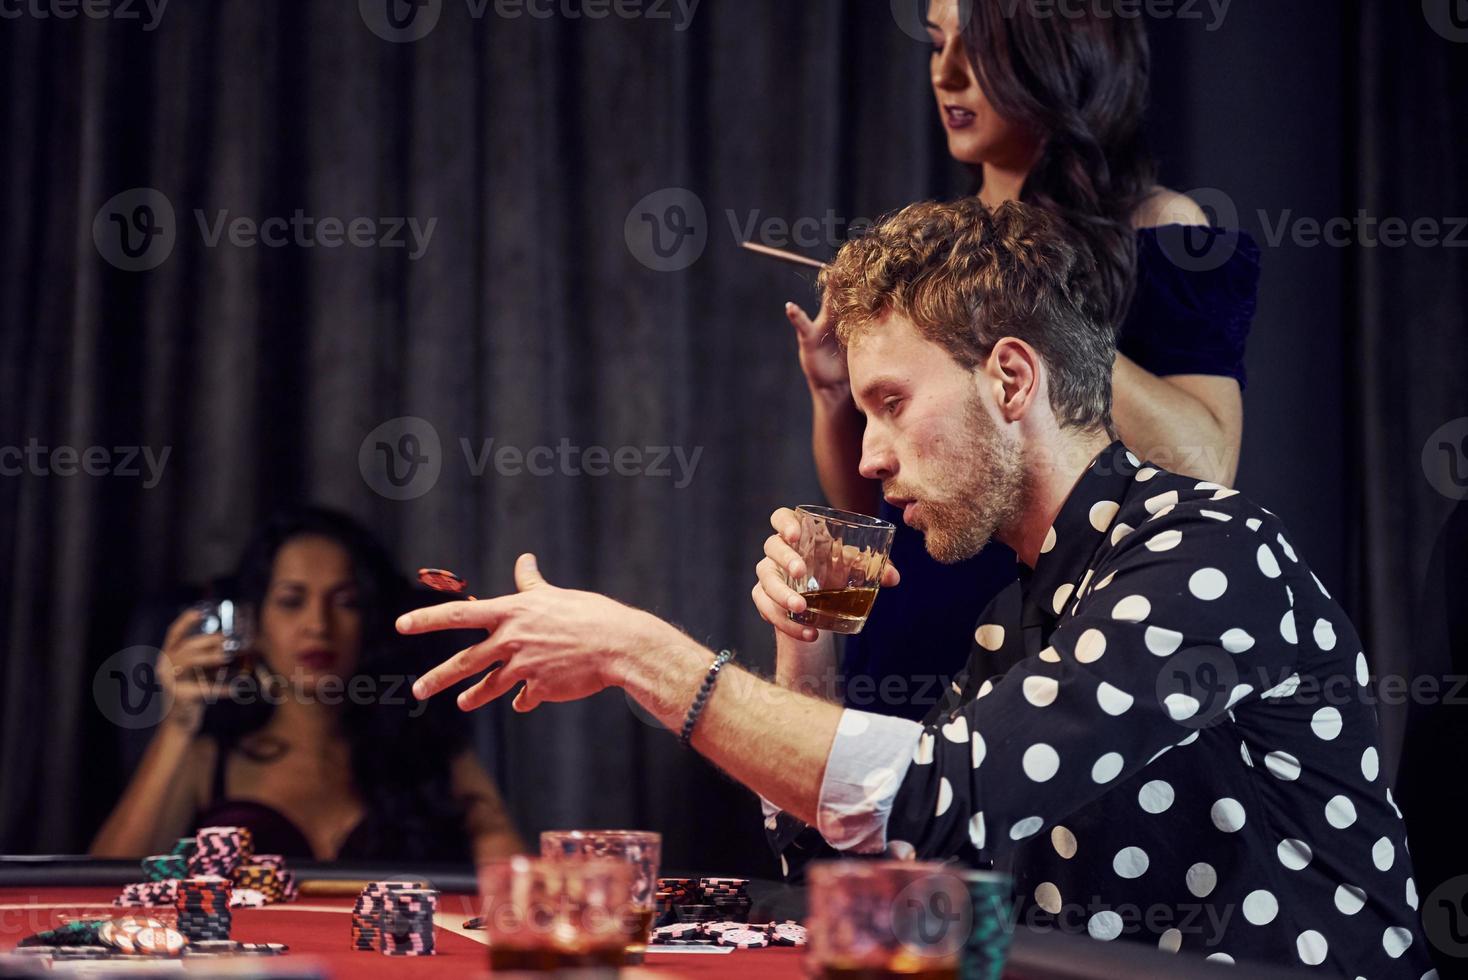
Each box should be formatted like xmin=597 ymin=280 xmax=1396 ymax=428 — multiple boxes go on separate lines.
xmin=987 ymin=338 xmax=1041 ymax=422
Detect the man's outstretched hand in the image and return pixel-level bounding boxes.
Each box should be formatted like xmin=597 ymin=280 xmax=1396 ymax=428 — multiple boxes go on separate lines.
xmin=397 ymin=553 xmax=681 ymax=713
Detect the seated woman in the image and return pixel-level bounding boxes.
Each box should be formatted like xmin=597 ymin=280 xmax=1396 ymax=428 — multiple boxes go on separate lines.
xmin=91 ymin=506 xmax=524 ymax=864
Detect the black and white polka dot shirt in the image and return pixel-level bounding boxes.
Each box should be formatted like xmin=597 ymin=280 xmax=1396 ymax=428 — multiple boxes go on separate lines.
xmin=775 ymin=442 xmax=1433 ymax=976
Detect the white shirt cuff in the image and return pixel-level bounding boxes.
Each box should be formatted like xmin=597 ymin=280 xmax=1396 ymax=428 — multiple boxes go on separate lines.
xmin=815 ymin=708 xmax=924 ymax=854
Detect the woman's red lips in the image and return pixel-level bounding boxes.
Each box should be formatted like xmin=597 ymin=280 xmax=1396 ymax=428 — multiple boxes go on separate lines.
xmin=943 ymin=105 xmax=976 ymax=129
xmin=296 ymin=649 xmax=336 ymax=669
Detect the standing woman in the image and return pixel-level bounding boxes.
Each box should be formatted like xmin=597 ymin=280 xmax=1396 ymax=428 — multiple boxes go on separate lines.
xmin=783 ymin=0 xmax=1261 ymax=720
xmin=92 ymin=507 xmax=524 ymax=864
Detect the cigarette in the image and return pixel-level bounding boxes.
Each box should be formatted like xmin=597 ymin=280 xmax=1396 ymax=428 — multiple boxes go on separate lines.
xmin=740 ymin=240 xmax=829 ymax=271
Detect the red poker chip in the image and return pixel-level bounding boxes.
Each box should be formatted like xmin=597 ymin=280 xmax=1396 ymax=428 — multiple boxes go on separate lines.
xmin=418 ymin=568 xmax=468 ymax=593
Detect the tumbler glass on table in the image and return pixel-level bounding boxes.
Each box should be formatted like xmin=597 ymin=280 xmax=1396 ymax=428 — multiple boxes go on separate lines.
xmin=807 ymin=860 xmax=972 ymax=980
xmin=479 ymin=856 xmax=634 ymax=973
xmin=781 ymin=505 xmax=896 ymax=635
xmin=540 ymin=830 xmax=661 ymax=963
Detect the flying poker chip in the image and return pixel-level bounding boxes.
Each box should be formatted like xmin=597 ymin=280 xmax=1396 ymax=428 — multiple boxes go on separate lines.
xmin=418 ymin=568 xmax=468 ymax=593
xmin=239 ymin=942 xmax=289 ymax=955
xmin=717 ymin=928 xmax=770 ymax=948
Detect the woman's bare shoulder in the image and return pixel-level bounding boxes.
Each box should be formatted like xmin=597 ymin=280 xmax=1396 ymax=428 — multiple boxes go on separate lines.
xmin=1131 ymin=186 xmax=1210 ymax=229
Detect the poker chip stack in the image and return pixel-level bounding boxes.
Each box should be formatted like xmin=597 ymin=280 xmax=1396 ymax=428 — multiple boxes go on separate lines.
xmin=233 ymin=863 xmax=286 ymax=903
xmin=351 ymin=880 xmax=428 ymax=952
xmin=114 ymin=879 xmax=179 ymax=907
xmin=651 ymin=919 xmax=807 ymax=948
xmin=141 ymin=854 xmax=189 ymax=881
xmin=175 ymin=876 xmax=233 ymax=941
xmin=698 ymin=877 xmax=752 ymax=921
xmin=656 ymin=877 xmax=695 ymax=922
xmin=170 ymin=836 xmax=198 ymax=862
xmin=189 ymin=826 xmax=250 ymax=877
xmin=381 ymin=888 xmax=439 ymax=956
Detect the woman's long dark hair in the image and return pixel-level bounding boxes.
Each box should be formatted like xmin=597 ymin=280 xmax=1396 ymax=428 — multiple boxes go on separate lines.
xmin=962 ymin=0 xmax=1159 ymax=330
xmin=203 ymin=506 xmax=473 ymax=863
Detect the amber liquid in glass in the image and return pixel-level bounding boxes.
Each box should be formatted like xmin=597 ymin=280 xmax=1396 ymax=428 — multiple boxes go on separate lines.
xmin=793 ymin=587 xmax=879 ymax=634
xmin=488 ymin=944 xmax=626 ymax=971
xmin=624 ymin=907 xmax=656 ymax=950
xmin=818 ymin=967 xmax=959 ymax=980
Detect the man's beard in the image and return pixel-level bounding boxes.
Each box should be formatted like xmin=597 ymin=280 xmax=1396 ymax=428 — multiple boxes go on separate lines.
xmin=901 ymin=394 xmax=1025 ymax=565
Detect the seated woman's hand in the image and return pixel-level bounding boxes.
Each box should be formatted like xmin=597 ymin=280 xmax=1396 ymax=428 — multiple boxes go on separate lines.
xmin=157 ymin=609 xmax=231 ymax=734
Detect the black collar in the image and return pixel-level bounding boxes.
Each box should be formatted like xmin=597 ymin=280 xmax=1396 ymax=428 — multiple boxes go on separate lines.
xmin=1016 ymin=441 xmax=1142 ymax=638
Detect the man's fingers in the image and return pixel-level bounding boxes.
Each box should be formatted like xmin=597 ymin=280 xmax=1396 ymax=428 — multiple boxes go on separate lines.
xmin=457 ymin=662 xmax=523 ymax=712
xmin=881 ymin=561 xmax=901 ymax=588
xmin=763 ymin=533 xmax=806 ymax=580
xmin=757 ymin=558 xmax=806 ymax=613
xmin=513 ymin=553 xmax=547 ymax=592
xmin=769 ymin=507 xmax=802 ymax=544
xmin=413 ymin=639 xmax=498 ymax=700
xmin=397 ymin=598 xmax=509 ymax=637
xmin=511 ymin=683 xmax=540 ymax=713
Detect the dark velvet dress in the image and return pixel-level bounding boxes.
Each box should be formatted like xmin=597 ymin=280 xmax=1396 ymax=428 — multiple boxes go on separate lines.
xmin=842 ymin=225 xmax=1262 ymax=721
xmin=192 ymin=738 xmax=471 ymax=863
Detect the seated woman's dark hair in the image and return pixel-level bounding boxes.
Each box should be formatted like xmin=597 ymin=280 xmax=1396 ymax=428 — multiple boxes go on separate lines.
xmin=203 ymin=505 xmax=475 ymax=863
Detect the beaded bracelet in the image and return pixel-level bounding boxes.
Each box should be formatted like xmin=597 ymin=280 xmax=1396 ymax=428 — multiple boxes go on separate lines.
xmin=679 ymin=649 xmax=735 ymax=747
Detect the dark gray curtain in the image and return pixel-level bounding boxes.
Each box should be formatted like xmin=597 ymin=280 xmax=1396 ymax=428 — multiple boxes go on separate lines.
xmin=1353 ymin=0 xmax=1468 ymax=920
xmin=0 ymin=0 xmax=956 ymax=868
